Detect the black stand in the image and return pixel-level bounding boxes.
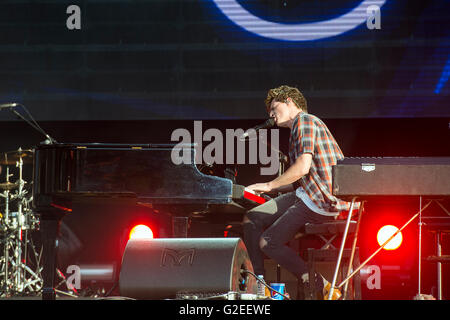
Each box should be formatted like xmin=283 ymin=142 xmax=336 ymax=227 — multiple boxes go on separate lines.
xmin=39 ymin=211 xmax=61 ymax=300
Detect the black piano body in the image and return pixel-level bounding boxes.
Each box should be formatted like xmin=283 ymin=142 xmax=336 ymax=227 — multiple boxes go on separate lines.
xmin=32 ymin=143 xmax=266 ymax=299
xmin=33 ymin=143 xmax=236 ymax=210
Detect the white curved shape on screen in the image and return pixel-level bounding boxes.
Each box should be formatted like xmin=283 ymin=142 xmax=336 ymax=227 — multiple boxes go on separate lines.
xmin=212 ymin=0 xmax=386 ymax=41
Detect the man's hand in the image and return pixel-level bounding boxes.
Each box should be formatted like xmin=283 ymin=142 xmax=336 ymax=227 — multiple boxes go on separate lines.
xmin=246 ymin=182 xmax=272 ymax=194
xmin=246 ymin=153 xmax=311 ymax=195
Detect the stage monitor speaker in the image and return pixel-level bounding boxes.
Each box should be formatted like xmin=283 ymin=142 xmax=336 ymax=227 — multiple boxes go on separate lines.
xmin=119 ymin=237 xmax=256 ymax=299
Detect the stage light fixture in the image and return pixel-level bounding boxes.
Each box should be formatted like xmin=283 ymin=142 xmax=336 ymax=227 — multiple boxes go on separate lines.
xmin=129 ymin=224 xmax=154 ymax=240
xmin=377 ymin=225 xmax=403 ymax=250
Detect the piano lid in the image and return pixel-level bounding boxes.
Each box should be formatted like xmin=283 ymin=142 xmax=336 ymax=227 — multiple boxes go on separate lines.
xmin=33 ymin=143 xmax=233 ymax=204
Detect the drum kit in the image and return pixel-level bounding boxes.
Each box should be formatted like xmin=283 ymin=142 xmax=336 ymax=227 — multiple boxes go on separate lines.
xmin=0 ymin=105 xmax=77 ymax=298
xmin=0 ymin=147 xmax=42 ymax=296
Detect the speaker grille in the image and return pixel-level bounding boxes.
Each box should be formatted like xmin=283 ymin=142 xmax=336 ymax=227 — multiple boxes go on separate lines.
xmin=119 ymin=238 xmax=256 ymax=299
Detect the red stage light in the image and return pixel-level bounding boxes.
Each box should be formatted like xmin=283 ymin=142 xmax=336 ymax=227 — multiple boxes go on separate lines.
xmin=377 ymin=225 xmax=403 ymax=250
xmin=129 ymin=224 xmax=154 ymax=240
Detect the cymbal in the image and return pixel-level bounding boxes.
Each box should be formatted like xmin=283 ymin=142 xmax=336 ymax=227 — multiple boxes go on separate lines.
xmin=0 ymin=148 xmax=33 ymax=165
xmin=0 ymin=181 xmax=19 ymax=190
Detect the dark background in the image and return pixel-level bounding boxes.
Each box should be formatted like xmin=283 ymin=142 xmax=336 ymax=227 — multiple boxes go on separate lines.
xmin=0 ymin=0 xmax=449 ymax=300
xmin=0 ymin=0 xmax=448 ymax=120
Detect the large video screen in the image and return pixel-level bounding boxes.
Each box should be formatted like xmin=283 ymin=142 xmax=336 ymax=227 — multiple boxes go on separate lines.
xmin=0 ymin=0 xmax=448 ymax=121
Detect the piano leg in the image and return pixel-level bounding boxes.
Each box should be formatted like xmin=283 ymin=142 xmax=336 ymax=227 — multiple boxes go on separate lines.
xmin=40 ymin=214 xmax=60 ymax=300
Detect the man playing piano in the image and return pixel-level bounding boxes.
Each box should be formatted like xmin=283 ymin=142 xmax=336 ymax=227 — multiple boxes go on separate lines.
xmin=243 ymin=85 xmax=353 ymax=299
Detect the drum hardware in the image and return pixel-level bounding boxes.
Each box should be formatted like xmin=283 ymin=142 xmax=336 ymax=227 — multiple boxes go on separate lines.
xmin=0 ymin=229 xmax=43 ymax=295
xmin=1 ymin=106 xmax=73 ymax=297
xmin=0 ymin=147 xmax=73 ymax=298
xmin=0 ymin=147 xmax=43 ymax=297
xmin=0 ymin=182 xmax=19 ymax=191
xmin=0 ymin=148 xmax=34 ymax=166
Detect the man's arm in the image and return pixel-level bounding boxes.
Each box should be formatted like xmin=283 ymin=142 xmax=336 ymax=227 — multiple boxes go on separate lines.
xmin=247 ymin=153 xmax=312 ymax=193
xmin=272 ymin=184 xmax=295 ymax=194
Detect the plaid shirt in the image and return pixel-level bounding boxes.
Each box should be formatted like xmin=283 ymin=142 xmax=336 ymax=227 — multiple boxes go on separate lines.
xmin=289 ymin=112 xmax=353 ymax=214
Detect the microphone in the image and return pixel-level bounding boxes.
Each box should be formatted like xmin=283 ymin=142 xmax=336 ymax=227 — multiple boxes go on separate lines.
xmin=0 ymin=103 xmax=18 ymax=109
xmin=240 ymin=118 xmax=275 ymax=139
xmin=1 ymin=102 xmax=58 ymax=144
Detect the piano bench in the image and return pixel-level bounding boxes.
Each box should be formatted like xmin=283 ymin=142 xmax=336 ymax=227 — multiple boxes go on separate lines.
xmin=294 ymin=220 xmax=361 ymax=300
xmin=294 ymin=220 xmax=357 ymax=250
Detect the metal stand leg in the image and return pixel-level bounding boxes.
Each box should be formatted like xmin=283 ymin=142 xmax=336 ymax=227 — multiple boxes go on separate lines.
xmin=276 ymin=264 xmax=281 ymax=282
xmin=337 ymin=200 xmax=433 ymax=291
xmin=343 ymin=201 xmax=364 ymax=299
xmin=327 ymin=197 xmax=356 ymax=300
xmin=418 ymin=196 xmax=422 ymax=297
xmin=436 ymin=231 xmax=442 ymax=300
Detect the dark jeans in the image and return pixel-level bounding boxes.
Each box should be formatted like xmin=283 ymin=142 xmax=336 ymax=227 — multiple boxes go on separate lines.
xmin=243 ymin=192 xmax=334 ymax=280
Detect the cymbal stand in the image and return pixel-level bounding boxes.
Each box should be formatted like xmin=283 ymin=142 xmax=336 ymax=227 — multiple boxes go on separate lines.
xmin=14 ymin=156 xmax=25 ymax=290
xmin=0 ymin=157 xmax=43 ymax=297
xmin=0 ymin=230 xmax=43 ymax=295
xmin=2 ymin=166 xmax=12 ymax=225
xmin=1 ymin=165 xmax=12 ymax=294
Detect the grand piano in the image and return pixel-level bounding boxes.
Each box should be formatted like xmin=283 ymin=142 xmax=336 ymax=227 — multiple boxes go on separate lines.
xmin=32 ymin=143 xmax=267 ymax=300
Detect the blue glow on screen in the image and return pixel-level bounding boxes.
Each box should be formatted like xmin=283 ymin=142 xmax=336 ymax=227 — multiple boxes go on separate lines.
xmin=211 ymin=0 xmax=386 ymax=41
xmin=206 ymin=0 xmax=449 ymax=118
xmin=435 ymin=56 xmax=450 ymax=94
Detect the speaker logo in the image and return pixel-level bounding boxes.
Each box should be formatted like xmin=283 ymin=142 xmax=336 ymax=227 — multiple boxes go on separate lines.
xmin=161 ymin=248 xmax=195 ymax=267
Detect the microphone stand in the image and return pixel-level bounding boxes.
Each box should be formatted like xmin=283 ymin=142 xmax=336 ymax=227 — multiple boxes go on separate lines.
xmin=6 ymin=103 xmax=58 ymax=145
xmin=242 ymin=135 xmax=289 ymax=185
xmin=252 ymin=135 xmax=289 ymax=283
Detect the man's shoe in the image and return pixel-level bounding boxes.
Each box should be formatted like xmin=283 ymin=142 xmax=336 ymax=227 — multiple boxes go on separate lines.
xmin=322 ymin=280 xmax=342 ymax=300
xmin=301 ymin=272 xmax=341 ymax=300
